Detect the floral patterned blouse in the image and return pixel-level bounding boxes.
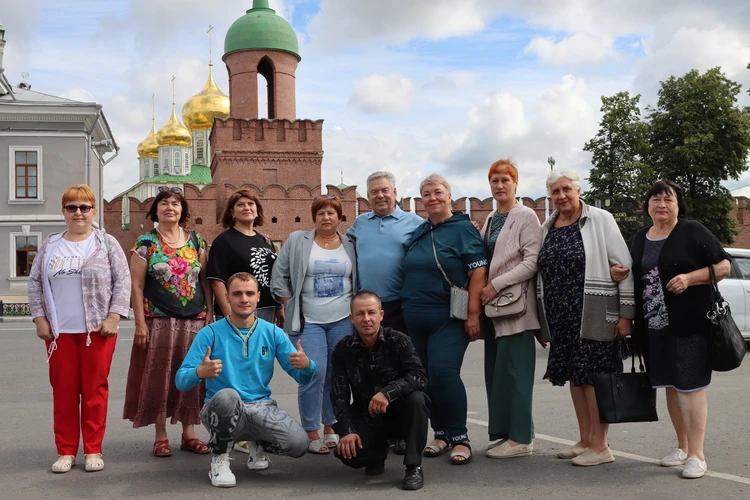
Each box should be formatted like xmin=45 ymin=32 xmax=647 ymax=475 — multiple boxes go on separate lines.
xmin=133 ymin=229 xmax=207 ymax=319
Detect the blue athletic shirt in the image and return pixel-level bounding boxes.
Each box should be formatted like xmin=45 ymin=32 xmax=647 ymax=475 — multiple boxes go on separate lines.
xmin=176 ymin=316 xmax=316 ymax=403
xmin=400 ymin=212 xmax=488 ymax=308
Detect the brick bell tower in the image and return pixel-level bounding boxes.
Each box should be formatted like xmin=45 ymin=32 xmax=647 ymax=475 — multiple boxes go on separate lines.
xmin=210 ymin=0 xmax=324 ymax=235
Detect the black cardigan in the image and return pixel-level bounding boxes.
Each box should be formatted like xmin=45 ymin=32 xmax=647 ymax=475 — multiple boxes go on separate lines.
xmin=631 ymin=219 xmax=730 ymax=352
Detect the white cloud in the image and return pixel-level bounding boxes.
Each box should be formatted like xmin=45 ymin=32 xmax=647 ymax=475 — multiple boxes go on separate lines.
xmin=349 ymin=73 xmax=415 ymax=114
xmin=523 ymin=33 xmax=616 ymax=65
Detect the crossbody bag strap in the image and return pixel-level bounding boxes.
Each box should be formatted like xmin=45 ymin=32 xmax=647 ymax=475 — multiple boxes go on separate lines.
xmin=431 ymin=230 xmax=468 ymax=288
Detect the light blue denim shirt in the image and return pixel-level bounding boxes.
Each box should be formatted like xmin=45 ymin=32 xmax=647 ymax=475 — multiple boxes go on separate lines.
xmin=346 ymin=206 xmax=425 ymax=302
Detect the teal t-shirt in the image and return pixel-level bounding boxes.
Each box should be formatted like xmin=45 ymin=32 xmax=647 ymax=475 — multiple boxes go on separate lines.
xmin=401 ymin=212 xmax=487 ymax=308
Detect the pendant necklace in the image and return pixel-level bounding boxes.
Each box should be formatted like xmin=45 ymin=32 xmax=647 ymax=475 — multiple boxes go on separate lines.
xmin=316 ymin=233 xmax=338 ymax=248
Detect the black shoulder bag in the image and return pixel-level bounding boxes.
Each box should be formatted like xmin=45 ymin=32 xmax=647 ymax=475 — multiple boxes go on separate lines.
xmin=707 ymin=265 xmax=746 ymax=372
xmin=592 ymin=340 xmax=658 ymax=424
xmin=143 ymin=230 xmax=206 ymax=319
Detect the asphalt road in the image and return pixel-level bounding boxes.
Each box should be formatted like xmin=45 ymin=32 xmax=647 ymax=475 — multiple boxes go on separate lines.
xmin=1 ymin=320 xmax=748 ymax=500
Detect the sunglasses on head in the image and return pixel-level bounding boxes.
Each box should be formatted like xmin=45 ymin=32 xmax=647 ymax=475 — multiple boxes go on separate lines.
xmin=314 ymin=195 xmax=337 ymax=200
xmin=64 ymin=204 xmax=93 ymax=214
xmin=158 ymin=186 xmax=183 ymax=194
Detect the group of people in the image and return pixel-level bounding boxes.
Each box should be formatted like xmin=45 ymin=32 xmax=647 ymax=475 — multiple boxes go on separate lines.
xmin=28 ymin=163 xmax=730 ymax=489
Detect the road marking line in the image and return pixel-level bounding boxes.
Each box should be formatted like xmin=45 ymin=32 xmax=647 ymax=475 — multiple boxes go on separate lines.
xmin=467 ymin=417 xmax=750 ymax=485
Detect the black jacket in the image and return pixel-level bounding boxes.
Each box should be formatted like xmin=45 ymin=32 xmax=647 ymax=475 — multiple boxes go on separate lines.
xmin=630 ymin=219 xmax=729 ymax=352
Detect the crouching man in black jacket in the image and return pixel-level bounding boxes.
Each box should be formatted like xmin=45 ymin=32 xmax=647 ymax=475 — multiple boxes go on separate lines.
xmin=330 ymin=291 xmax=430 ymax=490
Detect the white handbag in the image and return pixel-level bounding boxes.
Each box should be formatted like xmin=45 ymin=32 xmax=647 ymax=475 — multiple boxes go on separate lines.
xmin=431 ymin=231 xmax=469 ymax=320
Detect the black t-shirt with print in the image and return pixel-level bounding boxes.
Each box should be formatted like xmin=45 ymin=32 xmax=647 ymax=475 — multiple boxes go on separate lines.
xmin=207 ymin=228 xmax=279 ymax=310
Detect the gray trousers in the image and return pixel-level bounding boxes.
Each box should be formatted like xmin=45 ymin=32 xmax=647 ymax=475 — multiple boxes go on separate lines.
xmin=200 ymin=388 xmax=308 ymax=458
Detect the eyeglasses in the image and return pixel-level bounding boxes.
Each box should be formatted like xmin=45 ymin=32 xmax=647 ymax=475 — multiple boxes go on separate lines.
xmin=158 ymin=186 xmax=183 ymax=194
xmin=64 ymin=204 xmax=93 ymax=214
xmin=314 ymin=195 xmax=337 ymax=201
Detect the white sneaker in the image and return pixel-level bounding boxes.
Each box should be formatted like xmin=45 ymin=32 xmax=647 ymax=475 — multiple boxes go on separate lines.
xmin=247 ymin=442 xmax=270 ymax=471
xmin=485 ymin=438 xmax=508 ymax=454
xmin=682 ymin=457 xmax=707 ymax=479
xmin=660 ymin=448 xmax=688 ymax=467
xmin=209 ymin=454 xmax=236 ymax=488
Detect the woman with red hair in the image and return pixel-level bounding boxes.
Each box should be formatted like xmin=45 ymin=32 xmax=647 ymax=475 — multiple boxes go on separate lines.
xmin=28 ymin=184 xmax=131 ymax=473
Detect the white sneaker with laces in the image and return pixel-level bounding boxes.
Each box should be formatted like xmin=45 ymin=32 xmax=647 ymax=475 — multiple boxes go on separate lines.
xmin=209 ymin=454 xmax=236 ymax=488
xmin=682 ymin=457 xmax=707 ymax=479
xmin=660 ymin=448 xmax=688 ymax=467
xmin=247 ymin=442 xmax=270 ymax=471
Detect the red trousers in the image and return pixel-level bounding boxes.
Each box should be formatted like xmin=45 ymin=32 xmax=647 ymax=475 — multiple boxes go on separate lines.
xmin=46 ymin=333 xmax=116 ymax=455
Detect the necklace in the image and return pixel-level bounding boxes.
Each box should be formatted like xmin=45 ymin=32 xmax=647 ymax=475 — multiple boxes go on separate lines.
xmin=315 ymin=233 xmax=338 ymax=249
xmin=158 ymin=228 xmax=182 ymax=247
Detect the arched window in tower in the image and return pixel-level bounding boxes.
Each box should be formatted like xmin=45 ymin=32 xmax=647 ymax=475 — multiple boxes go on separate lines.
xmin=257 ymin=57 xmax=276 ymax=119
xmin=163 ymin=154 xmax=170 ymax=172
xmin=153 ymin=161 xmax=160 ymax=176
xmin=196 ymin=138 xmax=205 ymax=163
xmin=185 ymin=152 xmax=189 ymax=169
xmin=174 ymin=150 xmax=181 ymax=168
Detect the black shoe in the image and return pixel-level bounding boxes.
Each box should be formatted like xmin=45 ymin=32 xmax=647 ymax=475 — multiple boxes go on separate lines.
xmin=402 ymin=465 xmax=424 ymax=490
xmin=365 ymin=461 xmax=385 ymax=476
xmin=393 ymin=440 xmax=407 ymax=455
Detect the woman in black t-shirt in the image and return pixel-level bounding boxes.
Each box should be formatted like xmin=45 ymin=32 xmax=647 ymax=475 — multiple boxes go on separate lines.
xmin=207 ymin=189 xmax=282 ymax=326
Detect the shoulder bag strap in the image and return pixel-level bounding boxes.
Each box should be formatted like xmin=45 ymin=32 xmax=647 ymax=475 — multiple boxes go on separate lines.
xmin=189 ymin=230 xmax=200 ymax=252
xmin=431 ymin=230 xmax=466 ymax=288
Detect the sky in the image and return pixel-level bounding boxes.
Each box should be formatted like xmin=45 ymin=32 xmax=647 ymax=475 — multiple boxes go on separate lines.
xmin=3 ymin=0 xmax=750 ymax=201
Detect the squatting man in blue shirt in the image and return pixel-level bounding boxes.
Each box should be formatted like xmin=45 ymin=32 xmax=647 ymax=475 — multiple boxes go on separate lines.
xmin=176 ymin=272 xmax=315 ymax=488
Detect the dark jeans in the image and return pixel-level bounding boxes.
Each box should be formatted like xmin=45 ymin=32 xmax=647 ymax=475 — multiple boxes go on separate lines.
xmin=333 ymin=391 xmax=430 ymax=468
xmin=381 ymin=300 xmax=409 ymax=335
xmin=403 ymin=306 xmax=470 ymax=445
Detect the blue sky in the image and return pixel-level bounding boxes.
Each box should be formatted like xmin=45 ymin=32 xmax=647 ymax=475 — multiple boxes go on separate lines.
xmin=4 ymin=0 xmax=750 ymax=200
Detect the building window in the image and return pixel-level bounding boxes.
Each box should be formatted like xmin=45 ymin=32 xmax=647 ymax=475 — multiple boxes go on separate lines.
xmin=163 ymin=155 xmax=170 ymax=172
xmin=9 ymin=146 xmax=43 ymax=202
xmin=295 ymin=216 xmax=301 ymax=223
xmin=271 ymin=216 xmax=278 ymax=223
xmin=185 ymin=152 xmax=190 ymax=168
xmin=174 ymin=150 xmax=181 ymax=168
xmin=153 ymin=161 xmax=160 ymax=176
xmin=196 ymin=139 xmax=205 ymax=163
xmin=12 ymin=233 xmax=40 ymax=277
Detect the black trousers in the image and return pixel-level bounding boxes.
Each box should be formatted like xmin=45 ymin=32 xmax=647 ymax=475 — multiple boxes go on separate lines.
xmin=382 ymin=300 xmax=408 ymax=335
xmin=333 ymin=391 xmax=430 ymax=468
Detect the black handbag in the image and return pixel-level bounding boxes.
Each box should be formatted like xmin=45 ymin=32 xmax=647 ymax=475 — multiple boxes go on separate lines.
xmin=707 ymin=265 xmax=746 ymax=372
xmin=592 ymin=341 xmax=658 ymax=424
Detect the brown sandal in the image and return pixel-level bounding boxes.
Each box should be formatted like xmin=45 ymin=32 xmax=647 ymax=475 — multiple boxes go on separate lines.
xmin=180 ymin=435 xmax=209 ymax=454
xmin=153 ymin=439 xmax=172 ymax=457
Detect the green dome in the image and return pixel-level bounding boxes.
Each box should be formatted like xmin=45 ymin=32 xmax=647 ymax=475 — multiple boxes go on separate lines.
xmin=224 ymin=1 xmax=300 ymax=61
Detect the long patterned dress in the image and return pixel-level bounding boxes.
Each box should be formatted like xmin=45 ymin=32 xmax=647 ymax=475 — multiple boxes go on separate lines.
xmin=123 ymin=230 xmax=207 ymax=427
xmin=538 ymin=221 xmax=619 ymax=386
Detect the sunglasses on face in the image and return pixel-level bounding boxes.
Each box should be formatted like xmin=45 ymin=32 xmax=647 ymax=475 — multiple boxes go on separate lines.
xmin=64 ymin=204 xmax=93 ymax=214
xmin=158 ymin=186 xmax=183 ymax=194
xmin=314 ymin=195 xmax=337 ymax=201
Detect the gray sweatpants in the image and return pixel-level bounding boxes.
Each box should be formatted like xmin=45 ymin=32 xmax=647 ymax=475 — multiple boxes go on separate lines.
xmin=200 ymin=388 xmax=308 ymax=458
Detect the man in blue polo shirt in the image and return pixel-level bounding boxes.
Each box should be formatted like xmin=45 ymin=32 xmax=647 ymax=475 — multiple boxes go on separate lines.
xmin=347 ymin=171 xmax=425 ymax=335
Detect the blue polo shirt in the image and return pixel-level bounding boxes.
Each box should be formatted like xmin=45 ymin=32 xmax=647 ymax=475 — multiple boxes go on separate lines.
xmin=347 ymin=206 xmax=425 ymax=302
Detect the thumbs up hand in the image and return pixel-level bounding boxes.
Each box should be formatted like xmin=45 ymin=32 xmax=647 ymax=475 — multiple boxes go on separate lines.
xmin=289 ymin=339 xmax=311 ymax=370
xmin=196 ymin=346 xmax=223 ymax=379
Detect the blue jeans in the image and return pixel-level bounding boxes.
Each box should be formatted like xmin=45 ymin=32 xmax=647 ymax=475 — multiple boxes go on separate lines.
xmin=297 ymin=317 xmax=354 ymax=432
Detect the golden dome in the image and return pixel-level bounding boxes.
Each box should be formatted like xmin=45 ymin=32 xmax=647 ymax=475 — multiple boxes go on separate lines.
xmin=137 ymin=120 xmax=159 ymax=157
xmin=157 ymin=104 xmax=191 ymax=146
xmin=182 ymin=65 xmax=230 ymax=129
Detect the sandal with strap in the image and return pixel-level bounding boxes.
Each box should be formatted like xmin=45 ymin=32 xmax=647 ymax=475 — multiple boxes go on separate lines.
xmin=308 ymin=439 xmax=330 ymax=454
xmin=51 ymin=455 xmax=76 ymax=473
xmin=423 ymin=436 xmax=451 ymax=458
xmin=153 ymin=439 xmax=172 ymax=457
xmin=180 ymin=435 xmax=209 ymax=454
xmin=323 ymin=433 xmax=339 ymax=448
xmin=84 ymin=453 xmax=104 ymax=472
xmin=451 ymin=441 xmax=473 ymax=465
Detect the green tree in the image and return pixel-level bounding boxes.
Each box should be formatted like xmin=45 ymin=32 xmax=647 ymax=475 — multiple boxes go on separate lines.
xmin=584 ymin=91 xmax=652 ymax=244
xmin=648 ymin=67 xmax=750 ymax=244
